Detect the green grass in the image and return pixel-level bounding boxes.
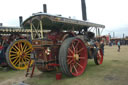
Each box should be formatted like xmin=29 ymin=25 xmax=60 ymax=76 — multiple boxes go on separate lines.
xmin=0 ymin=68 xmax=25 ymax=82
xmin=24 ymin=46 xmax=128 ymax=85
xmin=24 ymin=60 xmax=112 ymax=85
xmin=0 ymin=46 xmax=128 ymax=85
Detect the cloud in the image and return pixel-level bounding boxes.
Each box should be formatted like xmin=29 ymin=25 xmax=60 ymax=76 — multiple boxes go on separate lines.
xmin=0 ymin=0 xmax=128 ymax=37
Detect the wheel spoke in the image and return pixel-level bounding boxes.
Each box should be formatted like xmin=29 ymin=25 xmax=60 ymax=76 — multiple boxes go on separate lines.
xmin=99 ymin=55 xmax=102 ymax=59
xmin=24 ymin=57 xmax=30 ymax=61
xmin=20 ymin=42 xmax=23 ymax=51
xmin=14 ymin=57 xmax=20 ymax=65
xmin=23 ymin=45 xmax=28 ymax=52
xmin=14 ymin=45 xmax=20 ymax=51
xmin=96 ymin=50 xmax=103 ymax=64
xmin=22 ymin=58 xmax=27 ymax=67
xmin=25 ymin=57 xmax=30 ymax=61
xmin=74 ymin=41 xmax=80 ymax=48
xmin=76 ymin=62 xmax=83 ymax=69
xmin=19 ymin=58 xmax=23 ymax=67
xmin=71 ymin=43 xmax=75 ymax=53
xmin=25 ymin=50 xmax=32 ymax=54
xmin=25 ymin=55 xmax=31 ymax=58
xmin=98 ymin=51 xmax=101 ymax=56
xmin=12 ymin=47 xmax=18 ymax=52
xmin=18 ymin=42 xmax=21 ymax=50
xmin=97 ymin=54 xmax=100 ymax=60
xmin=68 ymin=59 xmax=73 ymax=65
xmin=12 ymin=56 xmax=19 ymax=64
xmin=24 ymin=59 xmax=29 ymax=64
xmin=10 ymin=51 xmax=17 ymax=53
xmin=67 ymin=56 xmax=73 ymax=58
xmin=73 ymin=64 xmax=78 ymax=74
xmin=98 ymin=52 xmax=102 ymax=58
xmin=26 ymin=54 xmax=31 ymax=56
xmin=25 ymin=47 xmax=32 ymax=52
xmin=70 ymin=64 xmax=73 ymax=73
xmin=68 ymin=48 xmax=74 ymax=55
xmin=67 ymin=59 xmax=70 ymax=63
xmin=10 ymin=57 xmax=17 ymax=60
xmin=77 ymin=48 xmax=84 ymax=54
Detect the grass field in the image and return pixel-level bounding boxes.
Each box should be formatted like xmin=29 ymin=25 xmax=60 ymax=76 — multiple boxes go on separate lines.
xmin=0 ymin=45 xmax=128 ymax=85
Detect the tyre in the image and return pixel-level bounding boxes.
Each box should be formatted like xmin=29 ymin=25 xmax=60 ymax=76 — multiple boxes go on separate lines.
xmin=59 ymin=37 xmax=88 ymax=77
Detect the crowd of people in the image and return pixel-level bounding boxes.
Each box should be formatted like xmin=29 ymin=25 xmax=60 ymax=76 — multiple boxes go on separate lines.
xmin=108 ymin=40 xmax=125 ymax=52
xmin=109 ymin=40 xmax=128 ymax=46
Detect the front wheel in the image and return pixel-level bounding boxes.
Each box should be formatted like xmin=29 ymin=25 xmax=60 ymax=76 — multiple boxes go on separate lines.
xmin=94 ymin=48 xmax=103 ymax=65
xmin=59 ymin=37 xmax=88 ymax=77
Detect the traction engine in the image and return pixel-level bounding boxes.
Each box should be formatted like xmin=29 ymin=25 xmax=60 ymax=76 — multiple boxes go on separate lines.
xmin=23 ymin=13 xmax=105 ymax=77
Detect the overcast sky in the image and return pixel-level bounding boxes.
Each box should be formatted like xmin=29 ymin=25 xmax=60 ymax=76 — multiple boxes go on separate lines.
xmin=0 ymin=0 xmax=128 ymax=37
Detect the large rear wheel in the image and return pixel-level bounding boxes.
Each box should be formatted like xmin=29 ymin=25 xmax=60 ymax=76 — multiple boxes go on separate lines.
xmin=59 ymin=37 xmax=88 ymax=77
xmin=6 ymin=39 xmax=33 ymax=70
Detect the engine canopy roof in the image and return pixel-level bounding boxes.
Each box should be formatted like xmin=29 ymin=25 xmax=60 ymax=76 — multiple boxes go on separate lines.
xmin=22 ymin=13 xmax=105 ymax=31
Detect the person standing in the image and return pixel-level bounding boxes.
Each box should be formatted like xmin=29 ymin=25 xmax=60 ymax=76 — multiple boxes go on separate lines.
xmin=117 ymin=41 xmax=120 ymax=52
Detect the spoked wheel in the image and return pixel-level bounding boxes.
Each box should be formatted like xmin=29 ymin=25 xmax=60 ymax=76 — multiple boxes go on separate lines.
xmin=6 ymin=39 xmax=33 ymax=70
xmin=59 ymin=37 xmax=88 ymax=77
xmin=94 ymin=48 xmax=103 ymax=65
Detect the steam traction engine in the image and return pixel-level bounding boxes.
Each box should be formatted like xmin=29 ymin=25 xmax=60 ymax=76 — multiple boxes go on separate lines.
xmin=24 ymin=13 xmax=105 ymax=77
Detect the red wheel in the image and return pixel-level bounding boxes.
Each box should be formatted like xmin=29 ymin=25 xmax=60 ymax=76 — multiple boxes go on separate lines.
xmin=94 ymin=49 xmax=103 ymax=65
xmin=59 ymin=37 xmax=88 ymax=77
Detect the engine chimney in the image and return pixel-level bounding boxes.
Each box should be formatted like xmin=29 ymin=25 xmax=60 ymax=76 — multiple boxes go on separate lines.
xmin=0 ymin=23 xmax=3 ymax=27
xmin=19 ymin=16 xmax=23 ymax=27
xmin=81 ymin=0 xmax=87 ymax=21
xmin=43 ymin=4 xmax=47 ymax=13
